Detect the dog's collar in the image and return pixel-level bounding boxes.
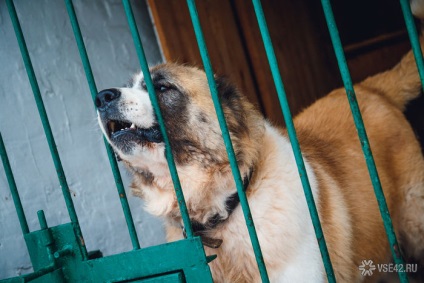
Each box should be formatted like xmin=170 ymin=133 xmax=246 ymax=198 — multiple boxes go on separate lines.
xmin=183 ymin=168 xmax=254 ymax=249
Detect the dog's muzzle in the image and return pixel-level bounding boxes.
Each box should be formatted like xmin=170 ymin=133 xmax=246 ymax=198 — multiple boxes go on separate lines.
xmin=95 ymin=88 xmax=163 ymax=146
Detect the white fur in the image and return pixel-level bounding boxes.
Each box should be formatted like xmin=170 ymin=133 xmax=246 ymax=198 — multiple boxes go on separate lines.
xmin=117 ymin=87 xmax=156 ymax=129
xmin=255 ymin=123 xmax=324 ymax=281
xmin=274 ymin=240 xmax=324 ymax=283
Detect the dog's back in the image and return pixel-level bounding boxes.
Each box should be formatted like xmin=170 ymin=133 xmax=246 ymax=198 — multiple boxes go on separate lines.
xmin=293 ymin=7 xmax=424 ymax=281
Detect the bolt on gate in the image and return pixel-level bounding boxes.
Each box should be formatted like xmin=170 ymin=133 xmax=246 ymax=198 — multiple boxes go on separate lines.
xmin=1 ymin=0 xmax=424 ymax=282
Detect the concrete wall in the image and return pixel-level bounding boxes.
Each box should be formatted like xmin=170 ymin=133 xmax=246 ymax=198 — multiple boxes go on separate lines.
xmin=0 ymin=0 xmax=165 ymax=278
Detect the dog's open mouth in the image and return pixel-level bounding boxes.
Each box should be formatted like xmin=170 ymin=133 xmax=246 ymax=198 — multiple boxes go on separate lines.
xmin=107 ymin=120 xmax=163 ymax=143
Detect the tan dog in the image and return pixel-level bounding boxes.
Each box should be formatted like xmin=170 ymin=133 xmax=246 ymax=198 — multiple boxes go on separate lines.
xmin=95 ymin=6 xmax=424 ymax=283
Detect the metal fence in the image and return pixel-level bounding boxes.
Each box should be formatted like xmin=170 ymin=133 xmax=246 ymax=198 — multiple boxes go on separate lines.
xmin=1 ymin=0 xmax=423 ymax=282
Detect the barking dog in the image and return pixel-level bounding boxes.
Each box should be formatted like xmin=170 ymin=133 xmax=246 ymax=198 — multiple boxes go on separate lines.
xmin=95 ymin=6 xmax=424 ymax=283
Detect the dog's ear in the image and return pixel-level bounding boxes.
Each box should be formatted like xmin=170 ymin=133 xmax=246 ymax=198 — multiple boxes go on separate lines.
xmin=215 ymin=75 xmax=244 ymax=121
xmin=215 ymin=75 xmax=248 ymax=137
xmin=215 ymin=75 xmax=240 ymax=104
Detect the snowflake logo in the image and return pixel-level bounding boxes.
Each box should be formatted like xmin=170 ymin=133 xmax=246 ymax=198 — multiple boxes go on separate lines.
xmin=359 ymin=260 xmax=376 ymax=276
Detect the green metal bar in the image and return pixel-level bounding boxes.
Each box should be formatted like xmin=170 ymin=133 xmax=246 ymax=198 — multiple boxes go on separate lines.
xmin=0 ymin=133 xmax=30 ymax=235
xmin=37 ymin=210 xmax=48 ymax=230
xmin=320 ymin=1 xmax=407 ymax=282
xmin=251 ymin=0 xmax=336 ymax=281
xmin=5 ymin=0 xmax=88 ymax=261
xmin=21 ymin=264 xmax=56 ymax=283
xmin=185 ymin=1 xmax=270 ymax=282
xmin=64 ymin=0 xmax=141 ymax=250
xmin=121 ymin=0 xmax=194 ymax=238
xmin=400 ymin=0 xmax=424 ymax=87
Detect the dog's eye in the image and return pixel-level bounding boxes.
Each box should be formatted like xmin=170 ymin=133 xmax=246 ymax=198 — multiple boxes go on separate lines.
xmin=155 ymin=85 xmax=171 ymax=92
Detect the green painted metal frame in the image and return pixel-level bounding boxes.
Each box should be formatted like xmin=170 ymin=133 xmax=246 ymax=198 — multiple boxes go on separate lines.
xmin=2 ymin=218 xmax=212 ymax=283
xmin=2 ymin=0 xmax=423 ymax=282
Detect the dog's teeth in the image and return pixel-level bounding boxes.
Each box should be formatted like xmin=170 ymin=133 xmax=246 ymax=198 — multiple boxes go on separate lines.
xmin=130 ymin=123 xmax=136 ymax=129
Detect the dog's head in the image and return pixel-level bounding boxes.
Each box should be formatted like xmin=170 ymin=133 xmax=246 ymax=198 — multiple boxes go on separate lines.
xmin=96 ymin=63 xmax=264 ymax=221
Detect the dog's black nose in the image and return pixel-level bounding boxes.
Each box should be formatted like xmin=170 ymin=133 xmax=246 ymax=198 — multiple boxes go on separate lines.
xmin=95 ymin=88 xmax=121 ymax=111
